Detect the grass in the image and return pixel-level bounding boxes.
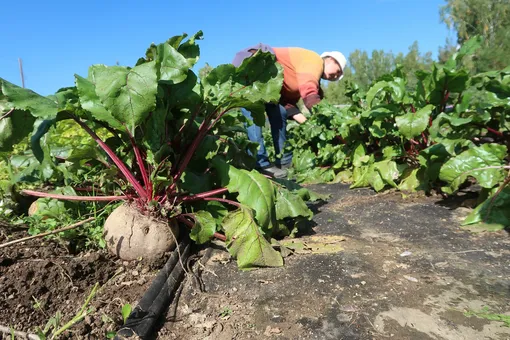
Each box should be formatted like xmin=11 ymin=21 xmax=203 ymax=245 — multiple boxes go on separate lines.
xmin=464 ymin=306 xmax=510 ymax=327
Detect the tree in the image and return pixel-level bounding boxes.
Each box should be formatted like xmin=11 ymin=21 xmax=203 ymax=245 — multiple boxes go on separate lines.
xmin=438 ymin=37 xmax=458 ymax=64
xmin=395 ymin=41 xmax=434 ymax=89
xmin=440 ymin=0 xmax=510 ymax=71
xmin=348 ymin=49 xmax=394 ymax=89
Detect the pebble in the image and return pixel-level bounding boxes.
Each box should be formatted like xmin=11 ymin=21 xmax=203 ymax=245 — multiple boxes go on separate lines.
xmin=85 ymin=315 xmax=94 ymax=324
xmin=132 ymin=270 xmax=139 ymax=276
xmin=404 ymin=275 xmax=418 ymax=282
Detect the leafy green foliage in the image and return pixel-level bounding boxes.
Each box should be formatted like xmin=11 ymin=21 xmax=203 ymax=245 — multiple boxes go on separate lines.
xmin=286 ymin=37 xmax=510 ymax=228
xmin=323 ymin=41 xmax=434 ymax=104
xmin=440 ymin=0 xmax=510 ymax=72
xmin=395 ymin=105 xmax=433 ymax=139
xmin=213 ymin=158 xmax=277 ymax=232
xmin=88 ymin=63 xmax=158 ymax=134
xmin=223 ymin=207 xmax=284 ymax=269
xmin=463 ymin=186 xmax=510 ymax=227
xmin=189 ymin=211 xmax=217 ymax=244
xmin=439 ymin=144 xmax=507 ymax=194
xmin=0 ymin=32 xmax=320 ymax=270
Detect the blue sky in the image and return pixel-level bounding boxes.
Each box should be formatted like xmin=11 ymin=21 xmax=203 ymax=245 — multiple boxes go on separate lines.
xmin=1 ymin=0 xmax=455 ymax=96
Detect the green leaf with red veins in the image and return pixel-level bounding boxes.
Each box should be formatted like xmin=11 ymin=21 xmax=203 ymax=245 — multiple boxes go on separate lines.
xmin=190 ymin=211 xmax=217 ymax=244
xmin=395 ymin=104 xmax=434 ymax=139
xmin=213 ymin=158 xmax=277 ymax=233
xmin=223 ymin=207 xmax=284 ymax=270
xmin=0 ymin=78 xmax=58 ymax=118
xmin=75 ymin=74 xmax=124 ymax=130
xmin=90 ymin=62 xmax=158 ymax=134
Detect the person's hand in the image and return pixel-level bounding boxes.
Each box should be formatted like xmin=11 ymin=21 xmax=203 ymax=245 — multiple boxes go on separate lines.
xmin=292 ymin=113 xmax=307 ymax=124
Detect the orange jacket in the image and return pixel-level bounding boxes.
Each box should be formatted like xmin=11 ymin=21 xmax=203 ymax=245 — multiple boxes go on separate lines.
xmin=232 ymin=44 xmax=324 ymax=117
xmin=273 ymin=47 xmax=324 ymax=117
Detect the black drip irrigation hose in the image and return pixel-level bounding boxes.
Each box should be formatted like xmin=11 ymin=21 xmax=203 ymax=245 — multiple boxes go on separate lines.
xmin=115 ymin=235 xmax=191 ymax=339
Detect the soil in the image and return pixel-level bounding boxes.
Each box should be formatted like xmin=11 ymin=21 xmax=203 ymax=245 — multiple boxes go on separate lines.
xmin=1 ymin=182 xmax=509 ymax=340
xmin=0 ymin=222 xmax=169 ymax=339
xmin=157 ymin=183 xmax=510 ymax=340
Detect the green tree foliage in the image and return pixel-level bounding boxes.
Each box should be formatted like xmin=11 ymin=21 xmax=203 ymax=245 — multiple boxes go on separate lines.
xmin=394 ymin=41 xmax=434 ymax=89
xmin=438 ymin=37 xmax=458 ymax=64
xmin=440 ymin=0 xmax=510 ymax=72
xmin=349 ymin=49 xmax=394 ymax=87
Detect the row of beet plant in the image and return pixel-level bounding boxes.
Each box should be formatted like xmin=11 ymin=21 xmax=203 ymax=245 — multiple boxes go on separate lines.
xmin=0 ymin=32 xmax=319 ymax=269
xmin=285 ymin=37 xmax=510 ymax=229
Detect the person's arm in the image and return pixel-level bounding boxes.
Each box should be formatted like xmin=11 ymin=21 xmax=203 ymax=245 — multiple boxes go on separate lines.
xmin=296 ymin=53 xmax=324 ymax=111
xmin=292 ymin=113 xmax=307 ymax=123
xmin=298 ymin=78 xmax=322 ymax=111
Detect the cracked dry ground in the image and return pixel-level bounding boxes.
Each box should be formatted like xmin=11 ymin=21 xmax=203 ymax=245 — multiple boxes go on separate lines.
xmin=158 ymin=183 xmax=510 ymax=340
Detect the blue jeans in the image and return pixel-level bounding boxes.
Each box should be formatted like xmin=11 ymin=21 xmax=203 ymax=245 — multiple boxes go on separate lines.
xmin=241 ymin=104 xmax=293 ymax=169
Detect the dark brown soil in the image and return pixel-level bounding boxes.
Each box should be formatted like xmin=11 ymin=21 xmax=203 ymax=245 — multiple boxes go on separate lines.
xmin=0 ymin=222 xmax=169 ymax=339
xmin=156 ymin=184 xmax=510 ymax=340
xmin=1 ymin=183 xmax=510 ymax=340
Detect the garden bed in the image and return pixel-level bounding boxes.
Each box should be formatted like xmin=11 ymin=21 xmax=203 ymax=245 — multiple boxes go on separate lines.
xmin=0 ymin=222 xmax=168 ymax=339
xmin=157 ymin=183 xmax=510 ymax=340
xmin=1 ymin=183 xmax=509 ymax=339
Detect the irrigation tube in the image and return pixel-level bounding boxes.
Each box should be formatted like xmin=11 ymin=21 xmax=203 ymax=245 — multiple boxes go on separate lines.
xmin=115 ymin=235 xmax=191 ymax=339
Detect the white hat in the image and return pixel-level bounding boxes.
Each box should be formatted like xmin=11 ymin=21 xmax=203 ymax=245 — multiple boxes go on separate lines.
xmin=320 ymin=51 xmax=347 ymax=80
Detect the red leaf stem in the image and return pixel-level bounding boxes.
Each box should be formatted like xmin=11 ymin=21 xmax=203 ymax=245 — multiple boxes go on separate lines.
xmin=178 ymin=188 xmax=229 ymax=203
xmin=126 ymin=128 xmax=152 ymax=199
xmin=177 ymin=215 xmax=227 ymax=242
xmin=71 ymin=116 xmax=148 ymax=202
xmin=202 ymin=197 xmax=241 ymax=207
xmin=22 ymin=190 xmax=127 ymax=201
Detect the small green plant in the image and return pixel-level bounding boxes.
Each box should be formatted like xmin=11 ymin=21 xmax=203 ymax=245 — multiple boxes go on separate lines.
xmin=35 ymin=283 xmax=99 ymax=339
xmin=121 ymin=303 xmax=132 ymax=324
xmin=106 ymin=331 xmax=117 ymax=339
xmin=102 ymin=313 xmax=117 ymax=339
xmin=464 ymin=306 xmax=510 ymax=327
xmin=32 ymin=296 xmax=46 ymax=312
xmin=219 ymin=306 xmax=233 ymax=319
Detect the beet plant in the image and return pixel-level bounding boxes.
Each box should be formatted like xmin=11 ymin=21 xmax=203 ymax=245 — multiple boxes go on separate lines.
xmin=286 ymin=37 xmax=510 ymax=228
xmin=0 ymin=32 xmax=317 ymax=269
